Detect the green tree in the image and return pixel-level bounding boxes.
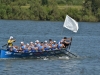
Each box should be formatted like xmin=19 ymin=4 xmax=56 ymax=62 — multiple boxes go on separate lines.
xmin=47 ymin=0 xmax=60 ymax=20
xmin=91 ymin=0 xmax=100 ymax=15
xmin=83 ymin=0 xmax=100 ymax=21
xmin=0 ymin=9 xmax=7 ymax=19
xmin=11 ymin=6 xmax=21 ymax=19
xmin=42 ymin=0 xmax=48 ymax=5
xmin=29 ymin=0 xmax=42 ymax=20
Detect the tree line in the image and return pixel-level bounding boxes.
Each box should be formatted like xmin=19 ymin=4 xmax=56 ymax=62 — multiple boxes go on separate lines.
xmin=0 ymin=0 xmax=100 ymax=22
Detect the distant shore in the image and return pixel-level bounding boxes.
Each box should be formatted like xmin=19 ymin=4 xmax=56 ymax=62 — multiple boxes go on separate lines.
xmin=0 ymin=0 xmax=99 ymax=22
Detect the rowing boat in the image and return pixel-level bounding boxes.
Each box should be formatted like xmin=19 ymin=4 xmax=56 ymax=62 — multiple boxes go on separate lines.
xmin=0 ymin=15 xmax=78 ymax=58
xmin=0 ymin=48 xmax=69 ymax=58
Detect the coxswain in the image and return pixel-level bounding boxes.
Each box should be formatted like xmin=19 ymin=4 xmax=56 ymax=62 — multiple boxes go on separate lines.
xmin=7 ymin=36 xmax=15 ymax=47
xmin=7 ymin=36 xmax=16 ymax=51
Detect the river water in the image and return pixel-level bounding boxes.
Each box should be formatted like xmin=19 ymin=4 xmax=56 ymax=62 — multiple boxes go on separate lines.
xmin=0 ymin=20 xmax=100 ymax=75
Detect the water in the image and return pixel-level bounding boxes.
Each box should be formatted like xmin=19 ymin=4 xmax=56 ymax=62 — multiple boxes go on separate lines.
xmin=0 ymin=20 xmax=100 ymax=75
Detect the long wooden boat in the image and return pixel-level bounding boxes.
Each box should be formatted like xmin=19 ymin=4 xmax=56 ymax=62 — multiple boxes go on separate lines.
xmin=0 ymin=48 xmax=70 ymax=58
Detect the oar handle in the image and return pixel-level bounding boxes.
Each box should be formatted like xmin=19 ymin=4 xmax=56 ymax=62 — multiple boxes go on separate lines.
xmin=68 ymin=37 xmax=72 ymax=50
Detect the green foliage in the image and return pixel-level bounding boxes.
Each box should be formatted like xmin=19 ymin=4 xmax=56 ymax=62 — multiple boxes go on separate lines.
xmin=0 ymin=0 xmax=100 ymax=21
xmin=82 ymin=0 xmax=100 ymax=21
xmin=56 ymin=0 xmax=84 ymax=5
xmin=42 ymin=0 xmax=48 ymax=5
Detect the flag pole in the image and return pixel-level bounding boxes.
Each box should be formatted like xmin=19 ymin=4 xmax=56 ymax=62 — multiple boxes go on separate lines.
xmin=61 ymin=26 xmax=64 ymax=37
xmin=61 ymin=15 xmax=66 ymax=37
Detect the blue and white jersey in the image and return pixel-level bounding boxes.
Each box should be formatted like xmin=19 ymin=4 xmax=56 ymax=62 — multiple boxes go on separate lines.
xmin=36 ymin=43 xmax=40 ymax=47
xmin=21 ymin=45 xmax=26 ymax=50
xmin=30 ymin=45 xmax=35 ymax=50
xmin=52 ymin=44 xmax=56 ymax=47
xmin=58 ymin=43 xmax=62 ymax=48
xmin=58 ymin=41 xmax=61 ymax=45
xmin=38 ymin=45 xmax=43 ymax=50
xmin=12 ymin=47 xmax=18 ymax=52
xmin=58 ymin=40 xmax=62 ymax=44
xmin=45 ymin=45 xmax=51 ymax=48
xmin=44 ymin=44 xmax=48 ymax=47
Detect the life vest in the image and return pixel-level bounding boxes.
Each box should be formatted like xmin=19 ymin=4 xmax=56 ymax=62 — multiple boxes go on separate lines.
xmin=7 ymin=39 xmax=15 ymax=47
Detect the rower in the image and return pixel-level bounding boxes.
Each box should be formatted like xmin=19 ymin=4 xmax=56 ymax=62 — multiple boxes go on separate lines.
xmin=60 ymin=37 xmax=72 ymax=48
xmin=58 ymin=41 xmax=65 ymax=49
xmin=35 ymin=40 xmax=40 ymax=47
xmin=12 ymin=46 xmax=18 ymax=52
xmin=44 ymin=40 xmax=48 ymax=47
xmin=48 ymin=39 xmax=53 ymax=49
xmin=33 ymin=43 xmax=38 ymax=51
xmin=19 ymin=42 xmax=26 ymax=52
xmin=49 ymin=39 xmax=53 ymax=44
xmin=52 ymin=41 xmax=58 ymax=50
xmin=30 ymin=42 xmax=37 ymax=52
xmin=44 ymin=40 xmax=51 ymax=51
xmin=38 ymin=42 xmax=44 ymax=52
xmin=25 ymin=43 xmax=31 ymax=52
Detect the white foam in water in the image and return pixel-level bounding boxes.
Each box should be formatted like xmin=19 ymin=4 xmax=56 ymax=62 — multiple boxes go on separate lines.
xmin=43 ymin=57 xmax=49 ymax=60
xmin=59 ymin=56 xmax=69 ymax=60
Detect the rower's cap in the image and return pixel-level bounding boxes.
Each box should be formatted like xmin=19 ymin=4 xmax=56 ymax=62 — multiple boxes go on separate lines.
xmin=30 ymin=42 xmax=33 ymax=43
xmin=21 ymin=42 xmax=24 ymax=44
xmin=44 ymin=40 xmax=47 ymax=43
xmin=10 ymin=36 xmax=13 ymax=39
xmin=27 ymin=43 xmax=29 ymax=45
xmin=54 ymin=41 xmax=56 ymax=42
xmin=35 ymin=40 xmax=39 ymax=42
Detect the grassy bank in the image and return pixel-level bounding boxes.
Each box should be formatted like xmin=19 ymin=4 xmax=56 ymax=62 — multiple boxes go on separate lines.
xmin=58 ymin=5 xmax=82 ymax=10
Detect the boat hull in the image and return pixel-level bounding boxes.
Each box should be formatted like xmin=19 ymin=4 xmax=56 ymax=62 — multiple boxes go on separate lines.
xmin=0 ymin=48 xmax=68 ymax=58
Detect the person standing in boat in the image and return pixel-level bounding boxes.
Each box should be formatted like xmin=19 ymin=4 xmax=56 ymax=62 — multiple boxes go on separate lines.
xmin=7 ymin=36 xmax=16 ymax=47
xmin=7 ymin=36 xmax=16 ymax=51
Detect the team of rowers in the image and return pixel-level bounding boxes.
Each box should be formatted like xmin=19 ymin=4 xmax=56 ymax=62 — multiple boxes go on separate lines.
xmin=7 ymin=36 xmax=72 ymax=52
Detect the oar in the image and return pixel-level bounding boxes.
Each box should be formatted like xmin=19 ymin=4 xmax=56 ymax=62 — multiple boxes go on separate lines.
xmin=68 ymin=37 xmax=72 ymax=50
xmin=2 ymin=44 xmax=7 ymax=48
xmin=65 ymin=51 xmax=72 ymax=58
xmin=67 ymin=37 xmax=77 ymax=57
xmin=0 ymin=44 xmax=7 ymax=50
xmin=67 ymin=51 xmax=77 ymax=57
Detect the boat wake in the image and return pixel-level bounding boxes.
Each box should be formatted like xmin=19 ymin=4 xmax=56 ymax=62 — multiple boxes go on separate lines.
xmin=59 ymin=56 xmax=69 ymax=60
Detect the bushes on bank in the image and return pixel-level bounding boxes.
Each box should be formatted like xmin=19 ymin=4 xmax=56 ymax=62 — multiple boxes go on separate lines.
xmin=0 ymin=0 xmax=100 ymax=22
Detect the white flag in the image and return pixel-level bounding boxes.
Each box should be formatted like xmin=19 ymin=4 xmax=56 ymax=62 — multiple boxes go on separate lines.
xmin=63 ymin=15 xmax=79 ymax=33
